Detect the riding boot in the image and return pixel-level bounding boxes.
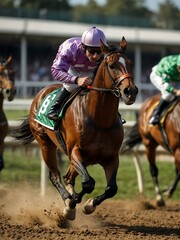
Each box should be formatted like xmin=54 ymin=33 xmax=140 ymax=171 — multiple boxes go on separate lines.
xmin=46 ymin=87 xmax=70 ymax=121
xmin=149 ymin=98 xmax=168 ymax=125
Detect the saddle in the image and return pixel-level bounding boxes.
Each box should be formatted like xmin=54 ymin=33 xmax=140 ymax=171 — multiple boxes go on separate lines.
xmin=155 ymin=96 xmax=180 ymax=153
xmin=54 ymin=87 xmax=86 ymax=153
xmin=159 ymin=97 xmax=180 ymax=126
xmin=35 ymin=87 xmax=86 ymax=153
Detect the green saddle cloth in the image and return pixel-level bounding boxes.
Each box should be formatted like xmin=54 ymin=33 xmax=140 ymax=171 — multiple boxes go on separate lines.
xmin=35 ymin=88 xmax=64 ymax=130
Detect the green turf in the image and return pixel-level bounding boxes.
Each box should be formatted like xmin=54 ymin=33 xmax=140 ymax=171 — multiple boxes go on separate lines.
xmin=1 ymin=148 xmax=179 ymax=201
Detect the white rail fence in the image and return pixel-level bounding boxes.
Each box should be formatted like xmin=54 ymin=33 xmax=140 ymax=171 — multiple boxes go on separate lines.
xmin=4 ymin=100 xmax=172 ymax=196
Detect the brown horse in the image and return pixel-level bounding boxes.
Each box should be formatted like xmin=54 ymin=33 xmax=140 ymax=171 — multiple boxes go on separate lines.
xmin=13 ymin=38 xmax=138 ymax=220
xmin=0 ymin=56 xmax=16 ymax=171
xmin=121 ymin=94 xmax=180 ymax=206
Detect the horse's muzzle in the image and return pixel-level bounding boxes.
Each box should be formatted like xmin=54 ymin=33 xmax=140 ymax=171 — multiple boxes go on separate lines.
xmin=122 ymin=86 xmax=138 ymax=105
xmin=4 ymin=88 xmax=16 ymax=101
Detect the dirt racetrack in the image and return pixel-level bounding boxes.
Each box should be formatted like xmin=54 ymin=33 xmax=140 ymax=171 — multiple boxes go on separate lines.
xmin=0 ymin=185 xmax=180 ymax=240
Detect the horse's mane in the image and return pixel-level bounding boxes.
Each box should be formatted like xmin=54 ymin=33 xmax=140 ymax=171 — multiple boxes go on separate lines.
xmin=108 ymin=45 xmax=119 ymax=52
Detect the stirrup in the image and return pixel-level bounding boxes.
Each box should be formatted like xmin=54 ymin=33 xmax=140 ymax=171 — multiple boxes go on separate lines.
xmin=121 ymin=118 xmax=126 ymax=124
xmin=47 ymin=111 xmax=58 ymax=121
xmin=148 ymin=116 xmax=159 ymax=125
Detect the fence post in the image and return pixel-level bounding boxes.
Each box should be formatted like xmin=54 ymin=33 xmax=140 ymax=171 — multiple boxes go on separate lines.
xmin=40 ymin=151 xmax=48 ymax=196
xmin=133 ymin=150 xmax=144 ymax=193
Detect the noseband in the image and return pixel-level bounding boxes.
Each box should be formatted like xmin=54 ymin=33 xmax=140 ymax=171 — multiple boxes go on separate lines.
xmin=0 ymin=67 xmax=15 ymax=95
xmin=87 ymin=51 xmax=133 ymax=97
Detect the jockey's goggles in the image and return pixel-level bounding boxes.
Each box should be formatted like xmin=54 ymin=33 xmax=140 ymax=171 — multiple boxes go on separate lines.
xmin=87 ymin=47 xmax=102 ymax=55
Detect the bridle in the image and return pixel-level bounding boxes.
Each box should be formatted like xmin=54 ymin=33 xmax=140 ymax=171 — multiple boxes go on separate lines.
xmin=87 ymin=50 xmax=133 ymax=97
xmin=0 ymin=64 xmax=15 ymax=96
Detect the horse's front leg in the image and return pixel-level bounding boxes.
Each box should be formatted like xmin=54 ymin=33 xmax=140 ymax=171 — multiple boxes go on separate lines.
xmin=63 ymin=163 xmax=79 ymax=198
xmin=83 ymin=156 xmax=119 ymax=215
xmin=69 ymin=149 xmax=95 ymax=203
xmin=0 ymin=156 xmax=4 ymax=171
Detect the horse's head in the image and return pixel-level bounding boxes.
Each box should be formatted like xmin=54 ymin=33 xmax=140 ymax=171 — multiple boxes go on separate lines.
xmin=0 ymin=56 xmax=16 ymax=101
xmin=100 ymin=37 xmax=138 ymax=105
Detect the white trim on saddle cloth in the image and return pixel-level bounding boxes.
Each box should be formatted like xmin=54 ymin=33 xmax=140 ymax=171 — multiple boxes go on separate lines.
xmin=34 ymin=88 xmax=61 ymax=130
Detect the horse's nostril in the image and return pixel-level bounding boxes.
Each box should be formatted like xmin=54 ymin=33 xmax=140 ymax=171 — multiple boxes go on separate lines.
xmin=124 ymin=88 xmax=130 ymax=95
xmin=6 ymin=89 xmax=10 ymax=94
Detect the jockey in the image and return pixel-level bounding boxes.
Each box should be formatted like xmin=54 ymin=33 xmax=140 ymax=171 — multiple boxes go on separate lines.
xmin=149 ymin=54 xmax=180 ymax=125
xmin=47 ymin=26 xmax=107 ymax=121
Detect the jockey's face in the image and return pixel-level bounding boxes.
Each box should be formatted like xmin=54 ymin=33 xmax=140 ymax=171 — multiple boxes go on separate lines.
xmin=85 ymin=47 xmax=102 ymax=62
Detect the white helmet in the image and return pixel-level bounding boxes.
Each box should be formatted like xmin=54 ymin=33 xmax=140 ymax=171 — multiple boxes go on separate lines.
xmin=81 ymin=26 xmax=107 ymax=47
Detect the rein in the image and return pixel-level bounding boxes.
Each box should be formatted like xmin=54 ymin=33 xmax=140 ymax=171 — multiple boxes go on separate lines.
xmin=87 ymin=52 xmax=133 ymax=98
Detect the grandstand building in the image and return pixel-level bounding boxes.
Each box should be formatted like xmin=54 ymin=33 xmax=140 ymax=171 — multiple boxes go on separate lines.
xmin=0 ymin=16 xmax=179 ymax=101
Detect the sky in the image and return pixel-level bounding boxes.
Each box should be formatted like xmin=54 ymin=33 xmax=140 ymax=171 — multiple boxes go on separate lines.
xmin=69 ymin=0 xmax=180 ymax=11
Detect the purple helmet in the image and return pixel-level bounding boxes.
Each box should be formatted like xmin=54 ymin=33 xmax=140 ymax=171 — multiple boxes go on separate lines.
xmin=81 ymin=26 xmax=107 ymax=47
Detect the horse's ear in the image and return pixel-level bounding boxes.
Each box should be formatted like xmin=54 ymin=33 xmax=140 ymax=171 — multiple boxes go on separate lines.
xmin=120 ymin=37 xmax=127 ymax=52
xmin=100 ymin=39 xmax=109 ymax=55
xmin=5 ymin=56 xmax=12 ymax=66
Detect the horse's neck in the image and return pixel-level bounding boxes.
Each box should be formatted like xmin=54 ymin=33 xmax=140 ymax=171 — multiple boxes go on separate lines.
xmin=87 ymin=64 xmax=119 ymax=128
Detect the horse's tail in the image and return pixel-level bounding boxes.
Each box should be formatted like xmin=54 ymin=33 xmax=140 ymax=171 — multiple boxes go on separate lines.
xmin=121 ymin=122 xmax=142 ymax=153
xmin=11 ymin=116 xmax=35 ymax=145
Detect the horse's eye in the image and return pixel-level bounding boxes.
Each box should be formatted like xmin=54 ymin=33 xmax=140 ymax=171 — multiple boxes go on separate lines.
xmin=109 ymin=63 xmax=115 ymax=69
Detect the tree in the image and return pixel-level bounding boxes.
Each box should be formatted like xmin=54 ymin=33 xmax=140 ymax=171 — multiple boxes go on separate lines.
xmin=72 ymin=0 xmax=102 ymax=22
xmin=0 ymin=0 xmax=14 ymax=8
xmin=103 ymin=0 xmax=151 ymax=17
xmin=0 ymin=0 xmax=71 ymax=11
xmin=19 ymin=0 xmax=71 ymax=11
xmin=155 ymin=0 xmax=180 ymax=29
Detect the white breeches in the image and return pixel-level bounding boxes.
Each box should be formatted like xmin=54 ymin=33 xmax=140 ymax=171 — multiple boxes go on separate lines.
xmin=150 ymin=66 xmax=176 ymax=102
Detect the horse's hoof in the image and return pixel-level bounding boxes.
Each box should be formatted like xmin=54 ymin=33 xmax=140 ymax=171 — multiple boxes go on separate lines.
xmin=163 ymin=189 xmax=172 ymax=198
xmin=82 ymin=198 xmax=96 ymax=215
xmin=156 ymin=195 xmax=165 ymax=207
xmin=63 ymin=198 xmax=76 ymax=220
xmin=62 ymin=207 xmax=76 ymax=221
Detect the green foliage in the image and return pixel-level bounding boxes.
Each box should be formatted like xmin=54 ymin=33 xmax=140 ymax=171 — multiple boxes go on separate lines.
xmin=103 ymin=0 xmax=150 ymax=17
xmin=155 ymin=0 xmax=180 ymax=29
xmin=0 ymin=0 xmax=13 ymax=8
xmin=0 ymin=0 xmax=179 ymax=29
xmin=20 ymin=0 xmax=71 ymax=11
xmin=0 ymin=0 xmax=71 ymax=10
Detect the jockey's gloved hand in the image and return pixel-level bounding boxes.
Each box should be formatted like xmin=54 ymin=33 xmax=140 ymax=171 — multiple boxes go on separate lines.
xmin=76 ymin=76 xmax=93 ymax=87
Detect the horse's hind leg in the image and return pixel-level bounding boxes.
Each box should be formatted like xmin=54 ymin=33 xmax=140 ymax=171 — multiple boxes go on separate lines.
xmin=37 ymin=138 xmax=77 ymax=220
